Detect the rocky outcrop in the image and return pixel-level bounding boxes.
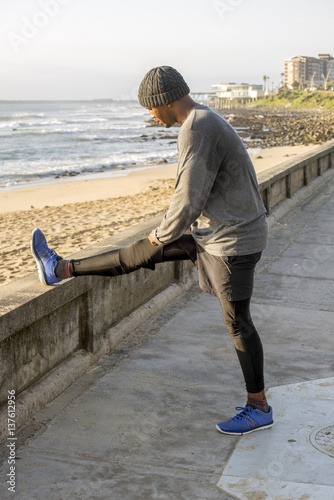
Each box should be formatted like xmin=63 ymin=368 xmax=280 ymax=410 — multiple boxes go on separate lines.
xmin=221 ymin=107 xmax=334 ymax=148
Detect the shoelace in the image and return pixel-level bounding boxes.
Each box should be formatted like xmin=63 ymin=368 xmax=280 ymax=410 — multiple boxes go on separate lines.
xmin=231 ymin=406 xmax=254 ymax=421
xmin=43 ymin=247 xmax=58 ymax=260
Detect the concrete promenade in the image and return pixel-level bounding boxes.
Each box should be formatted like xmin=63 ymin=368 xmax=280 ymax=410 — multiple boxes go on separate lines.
xmin=0 ymin=177 xmax=334 ymax=499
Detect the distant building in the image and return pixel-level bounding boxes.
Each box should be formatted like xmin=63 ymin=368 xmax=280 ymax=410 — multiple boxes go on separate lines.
xmin=211 ymin=83 xmax=264 ymax=108
xmin=328 ymin=60 xmax=334 ymax=81
xmin=284 ymin=54 xmax=334 ymax=88
xmin=319 ymin=54 xmax=334 ymax=82
xmin=190 ymin=91 xmax=215 ymax=106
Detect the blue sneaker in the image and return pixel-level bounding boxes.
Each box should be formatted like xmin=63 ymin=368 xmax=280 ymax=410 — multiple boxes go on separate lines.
xmin=31 ymin=228 xmax=62 ymax=285
xmin=216 ymin=406 xmax=274 ymax=435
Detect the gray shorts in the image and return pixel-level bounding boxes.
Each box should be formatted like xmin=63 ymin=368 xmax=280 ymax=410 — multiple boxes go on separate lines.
xmin=177 ymin=235 xmax=261 ymax=302
xmin=119 ymin=235 xmax=261 ymax=302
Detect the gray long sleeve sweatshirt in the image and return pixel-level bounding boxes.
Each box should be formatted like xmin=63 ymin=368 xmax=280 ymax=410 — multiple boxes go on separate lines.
xmin=153 ymin=105 xmax=268 ymax=256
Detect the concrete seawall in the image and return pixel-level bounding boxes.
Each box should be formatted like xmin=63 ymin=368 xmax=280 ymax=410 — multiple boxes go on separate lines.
xmin=0 ymin=140 xmax=333 ymax=443
xmin=258 ymin=140 xmax=334 ymax=214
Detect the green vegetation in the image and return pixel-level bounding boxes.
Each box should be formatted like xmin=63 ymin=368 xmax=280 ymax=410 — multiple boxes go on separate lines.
xmin=251 ymin=89 xmax=334 ymax=110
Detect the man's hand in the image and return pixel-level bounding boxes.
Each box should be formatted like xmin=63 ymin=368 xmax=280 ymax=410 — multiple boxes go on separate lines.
xmin=149 ymin=229 xmax=159 ymax=246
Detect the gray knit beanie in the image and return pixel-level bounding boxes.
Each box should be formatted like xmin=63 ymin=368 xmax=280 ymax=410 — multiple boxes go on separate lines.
xmin=138 ymin=66 xmax=190 ymax=107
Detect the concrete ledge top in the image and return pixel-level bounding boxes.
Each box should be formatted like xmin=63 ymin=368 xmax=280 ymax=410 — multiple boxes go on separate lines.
xmin=0 ymin=216 xmax=163 ymax=340
xmin=257 ymin=140 xmax=334 ymax=187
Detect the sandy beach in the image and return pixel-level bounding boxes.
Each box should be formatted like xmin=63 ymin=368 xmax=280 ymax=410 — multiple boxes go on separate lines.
xmin=0 ymin=144 xmax=320 ymax=286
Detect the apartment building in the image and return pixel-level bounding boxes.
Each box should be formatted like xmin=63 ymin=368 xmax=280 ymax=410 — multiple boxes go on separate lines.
xmin=284 ymin=54 xmax=334 ymax=88
xmin=319 ymin=53 xmax=334 ymax=81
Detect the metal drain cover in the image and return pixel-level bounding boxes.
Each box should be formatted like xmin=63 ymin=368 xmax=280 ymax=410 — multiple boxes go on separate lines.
xmin=310 ymin=425 xmax=334 ymax=457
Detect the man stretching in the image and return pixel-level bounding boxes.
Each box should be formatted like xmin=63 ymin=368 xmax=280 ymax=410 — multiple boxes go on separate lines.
xmin=31 ymin=66 xmax=273 ymax=435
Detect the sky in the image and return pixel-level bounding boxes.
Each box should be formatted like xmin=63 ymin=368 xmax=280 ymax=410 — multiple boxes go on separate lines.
xmin=1 ymin=0 xmax=334 ymax=100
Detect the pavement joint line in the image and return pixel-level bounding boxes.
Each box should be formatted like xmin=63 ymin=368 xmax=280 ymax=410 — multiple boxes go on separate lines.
xmin=251 ymin=298 xmax=333 ymax=314
xmin=21 ymin=446 xmax=218 ymax=478
xmin=258 ymin=272 xmax=334 ymax=281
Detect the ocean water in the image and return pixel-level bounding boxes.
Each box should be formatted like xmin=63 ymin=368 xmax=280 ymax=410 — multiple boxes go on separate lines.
xmin=0 ymin=100 xmax=180 ymax=190
xmin=0 ymin=101 xmax=257 ymax=191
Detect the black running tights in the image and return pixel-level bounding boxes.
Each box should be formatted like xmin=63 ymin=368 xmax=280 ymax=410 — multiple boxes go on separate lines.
xmin=71 ymin=236 xmax=264 ymax=393
xmin=220 ymin=298 xmax=264 ymax=393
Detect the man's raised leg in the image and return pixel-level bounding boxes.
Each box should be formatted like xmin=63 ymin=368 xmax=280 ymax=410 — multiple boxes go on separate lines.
xmin=31 ymin=228 xmax=193 ymax=285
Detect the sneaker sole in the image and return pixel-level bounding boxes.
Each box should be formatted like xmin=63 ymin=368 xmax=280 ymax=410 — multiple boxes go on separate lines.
xmin=216 ymin=421 xmax=274 ymax=436
xmin=31 ymin=228 xmax=50 ymax=286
